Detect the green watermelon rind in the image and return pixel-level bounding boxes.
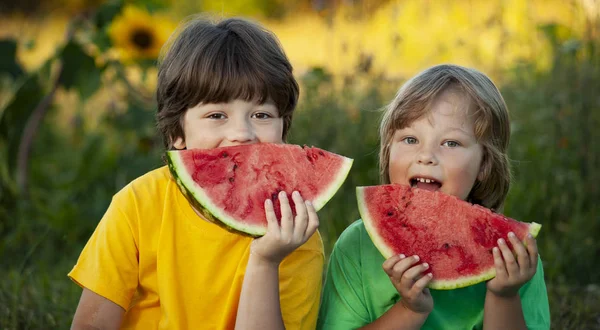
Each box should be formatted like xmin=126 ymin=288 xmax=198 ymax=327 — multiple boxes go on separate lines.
xmin=167 ymin=148 xmax=354 ymax=237
xmin=357 ymin=187 xmax=397 ymax=259
xmin=311 ymin=157 xmax=354 ymax=211
xmin=357 ymin=186 xmax=542 ymax=290
xmin=428 ymin=222 xmax=541 ymax=290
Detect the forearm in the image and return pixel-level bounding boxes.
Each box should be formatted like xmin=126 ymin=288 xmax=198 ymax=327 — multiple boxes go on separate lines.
xmin=483 ymin=291 xmax=527 ymax=330
xmin=359 ymin=302 xmax=428 ymax=330
xmin=235 ymin=254 xmax=285 ymax=330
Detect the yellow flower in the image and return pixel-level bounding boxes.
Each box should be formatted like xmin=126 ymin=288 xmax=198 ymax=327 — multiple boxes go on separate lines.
xmin=108 ymin=5 xmax=175 ymax=62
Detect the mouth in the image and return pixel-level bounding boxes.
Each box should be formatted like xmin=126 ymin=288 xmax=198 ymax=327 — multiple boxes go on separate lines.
xmin=410 ymin=177 xmax=442 ymax=192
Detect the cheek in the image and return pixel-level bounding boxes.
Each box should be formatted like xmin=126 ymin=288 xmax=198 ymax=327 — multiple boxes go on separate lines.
xmin=449 ymin=152 xmax=483 ymax=182
xmin=267 ymin=120 xmax=284 ymax=142
xmin=388 ymin=149 xmax=409 ymax=182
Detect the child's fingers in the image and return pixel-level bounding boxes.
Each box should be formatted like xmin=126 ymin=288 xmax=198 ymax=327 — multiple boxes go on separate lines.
xmin=410 ymin=272 xmax=433 ymax=295
xmin=525 ymin=234 xmax=539 ymax=269
xmin=291 ymin=191 xmax=308 ymax=241
xmin=264 ymin=199 xmax=279 ymax=233
xmin=382 ymin=254 xmax=405 ymax=276
xmin=391 ymin=255 xmax=420 ymax=283
xmin=507 ymin=232 xmax=530 ymax=270
xmin=278 ymin=191 xmax=293 ymax=237
xmin=402 ymin=263 xmax=429 ymax=283
xmin=492 ymin=247 xmax=508 ymax=279
xmin=303 ymin=200 xmax=319 ymax=239
xmin=498 ymin=238 xmax=519 ymax=274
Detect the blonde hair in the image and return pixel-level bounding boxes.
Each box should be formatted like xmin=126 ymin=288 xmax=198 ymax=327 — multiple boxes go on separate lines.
xmin=379 ymin=64 xmax=511 ymax=210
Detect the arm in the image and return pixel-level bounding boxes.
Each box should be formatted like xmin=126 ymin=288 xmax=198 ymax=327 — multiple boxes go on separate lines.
xmin=483 ymin=232 xmax=539 ymax=330
xmin=235 ymin=191 xmax=319 ymax=330
xmin=68 ymin=189 xmax=140 ymax=328
xmin=71 ymin=288 xmax=125 ymax=330
xmin=236 ymin=255 xmax=284 ymax=329
xmin=359 ymin=303 xmax=428 ymax=330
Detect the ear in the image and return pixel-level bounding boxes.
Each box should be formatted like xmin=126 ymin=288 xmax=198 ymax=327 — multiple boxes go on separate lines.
xmin=477 ymin=158 xmax=488 ymax=182
xmin=173 ymin=136 xmax=186 ymax=150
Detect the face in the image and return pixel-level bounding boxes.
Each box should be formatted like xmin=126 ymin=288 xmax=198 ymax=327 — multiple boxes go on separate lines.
xmin=388 ymin=89 xmax=484 ymax=201
xmin=173 ymin=99 xmax=284 ymax=150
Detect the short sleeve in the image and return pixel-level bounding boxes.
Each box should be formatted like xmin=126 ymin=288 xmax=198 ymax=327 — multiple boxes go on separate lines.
xmin=278 ymin=231 xmax=325 ymax=330
xmin=318 ymin=225 xmax=370 ymax=330
xmin=519 ymin=256 xmax=551 ymax=329
xmin=68 ymin=187 xmax=140 ymax=310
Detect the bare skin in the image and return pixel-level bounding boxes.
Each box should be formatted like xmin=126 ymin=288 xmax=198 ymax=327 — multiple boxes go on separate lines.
xmin=71 ymin=289 xmax=124 ymax=330
xmin=235 ymin=190 xmax=319 ymax=330
xmin=360 ymin=255 xmax=432 ymax=330
xmin=361 ymin=233 xmax=538 ymax=329
xmin=483 ymin=233 xmax=538 ymax=330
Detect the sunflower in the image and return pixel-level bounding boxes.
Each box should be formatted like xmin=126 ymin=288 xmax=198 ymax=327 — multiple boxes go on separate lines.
xmin=108 ymin=5 xmax=175 ymax=62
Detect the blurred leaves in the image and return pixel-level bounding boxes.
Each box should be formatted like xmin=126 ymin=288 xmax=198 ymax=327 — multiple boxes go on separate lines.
xmin=0 ymin=68 xmax=46 ymax=177
xmin=0 ymin=40 xmax=24 ymax=79
xmin=59 ymin=41 xmax=102 ymax=99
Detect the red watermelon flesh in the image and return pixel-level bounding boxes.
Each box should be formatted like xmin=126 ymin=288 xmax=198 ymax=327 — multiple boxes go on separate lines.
xmin=357 ymin=184 xmax=541 ymax=290
xmin=167 ymin=143 xmax=353 ymax=237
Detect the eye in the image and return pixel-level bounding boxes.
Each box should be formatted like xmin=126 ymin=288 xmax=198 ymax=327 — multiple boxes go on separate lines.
xmin=207 ymin=113 xmax=226 ymax=119
xmin=402 ymin=137 xmax=418 ymax=145
xmin=443 ymin=140 xmax=461 ymax=147
xmin=252 ymin=112 xmax=274 ymax=119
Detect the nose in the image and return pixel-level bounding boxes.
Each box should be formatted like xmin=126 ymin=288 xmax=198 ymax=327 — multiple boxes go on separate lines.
xmin=416 ymin=144 xmax=438 ymax=165
xmin=227 ymin=117 xmax=256 ymax=144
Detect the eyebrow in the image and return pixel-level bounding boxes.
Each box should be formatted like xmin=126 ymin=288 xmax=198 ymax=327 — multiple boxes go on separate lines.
xmin=445 ymin=127 xmax=471 ymax=134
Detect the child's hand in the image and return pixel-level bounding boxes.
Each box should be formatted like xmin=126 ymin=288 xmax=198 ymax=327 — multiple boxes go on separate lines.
xmin=486 ymin=232 xmax=538 ymax=297
xmin=250 ymin=191 xmax=319 ymax=265
xmin=383 ymin=254 xmax=434 ymax=315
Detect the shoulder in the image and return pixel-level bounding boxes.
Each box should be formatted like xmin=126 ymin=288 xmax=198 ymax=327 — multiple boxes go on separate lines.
xmin=332 ymin=219 xmax=370 ymax=254
xmin=127 ymin=165 xmax=172 ymax=192
xmin=326 ymin=219 xmax=382 ymax=270
xmin=113 ymin=166 xmax=171 ymax=203
xmin=106 ymin=166 xmax=172 ymax=226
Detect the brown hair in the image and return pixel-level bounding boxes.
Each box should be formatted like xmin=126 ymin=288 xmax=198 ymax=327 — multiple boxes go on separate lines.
xmin=379 ymin=64 xmax=511 ymax=210
xmin=156 ymin=16 xmax=299 ymax=148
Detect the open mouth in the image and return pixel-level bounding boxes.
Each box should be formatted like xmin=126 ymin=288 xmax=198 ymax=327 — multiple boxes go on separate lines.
xmin=410 ymin=177 xmax=442 ymax=192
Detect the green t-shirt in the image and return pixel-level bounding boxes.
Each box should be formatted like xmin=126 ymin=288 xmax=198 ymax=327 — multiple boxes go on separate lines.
xmin=318 ymin=220 xmax=550 ymax=329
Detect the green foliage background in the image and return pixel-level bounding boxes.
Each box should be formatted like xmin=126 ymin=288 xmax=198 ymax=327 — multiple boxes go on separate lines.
xmin=1 ymin=0 xmax=599 ymax=329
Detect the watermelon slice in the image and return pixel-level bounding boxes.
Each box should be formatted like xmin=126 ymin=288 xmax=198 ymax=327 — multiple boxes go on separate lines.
xmin=356 ymin=184 xmax=541 ymax=290
xmin=167 ymin=143 xmax=353 ymax=237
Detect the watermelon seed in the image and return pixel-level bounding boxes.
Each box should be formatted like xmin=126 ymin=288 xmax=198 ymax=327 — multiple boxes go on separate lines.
xmin=221 ymin=151 xmax=229 ymax=158
xmin=387 ymin=211 xmax=394 ymax=216
xmin=318 ymin=151 xmax=324 ymax=156
xmin=229 ymin=177 xmax=234 ymax=183
xmin=233 ymin=164 xmax=238 ymax=170
xmin=443 ymin=243 xmax=450 ymax=249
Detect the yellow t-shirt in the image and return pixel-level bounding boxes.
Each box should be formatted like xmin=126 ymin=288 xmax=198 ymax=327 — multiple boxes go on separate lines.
xmin=69 ymin=166 xmax=324 ymax=329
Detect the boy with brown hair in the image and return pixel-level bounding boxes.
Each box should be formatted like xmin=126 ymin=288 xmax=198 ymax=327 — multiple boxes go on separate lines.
xmin=70 ymin=16 xmax=323 ymax=330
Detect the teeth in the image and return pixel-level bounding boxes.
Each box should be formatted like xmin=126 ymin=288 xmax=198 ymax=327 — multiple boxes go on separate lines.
xmin=415 ymin=177 xmax=435 ymax=183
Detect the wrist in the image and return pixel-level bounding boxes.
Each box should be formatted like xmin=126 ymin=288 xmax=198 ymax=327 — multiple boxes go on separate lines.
xmin=396 ymin=300 xmax=430 ymax=320
xmin=486 ymin=288 xmax=520 ymax=300
xmin=248 ymin=251 xmax=282 ymax=268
